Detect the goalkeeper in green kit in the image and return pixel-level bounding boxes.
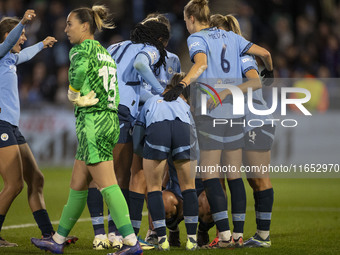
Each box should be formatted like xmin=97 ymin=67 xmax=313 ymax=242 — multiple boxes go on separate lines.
xmin=31 ymin=5 xmax=142 ymax=255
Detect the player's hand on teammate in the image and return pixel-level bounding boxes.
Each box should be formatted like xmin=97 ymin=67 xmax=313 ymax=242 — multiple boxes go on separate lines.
xmin=261 ymin=68 xmax=274 ymax=86
xmin=21 ymin=10 xmax=36 ymax=25
xmin=207 ymin=89 xmax=228 ymax=111
xmin=68 ymin=89 xmax=99 ymax=107
xmin=42 ymin=36 xmax=58 ymax=48
xmin=163 ymin=83 xmax=185 ymax=101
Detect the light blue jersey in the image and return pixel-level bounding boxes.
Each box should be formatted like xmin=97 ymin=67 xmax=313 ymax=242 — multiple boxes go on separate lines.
xmin=137 ymin=95 xmax=191 ymax=128
xmin=241 ymin=54 xmax=275 ymax=132
xmin=141 ymin=50 xmax=181 ymax=103
xmin=107 ymin=41 xmax=162 ymax=118
xmin=188 ymin=27 xmax=252 ymax=119
xmin=0 ymin=42 xmax=44 ymax=126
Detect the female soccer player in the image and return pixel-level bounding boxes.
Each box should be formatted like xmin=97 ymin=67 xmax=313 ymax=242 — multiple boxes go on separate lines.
xmin=210 ymin=14 xmax=275 ymax=248
xmin=31 ymin=5 xmax=142 ymax=255
xmin=0 ymin=10 xmax=59 ymax=247
xmin=164 ymin=0 xmax=273 ymax=248
xmin=134 ymin=73 xmax=198 ymax=250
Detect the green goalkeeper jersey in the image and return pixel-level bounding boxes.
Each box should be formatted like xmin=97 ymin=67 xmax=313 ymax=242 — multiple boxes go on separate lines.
xmin=68 ymin=39 xmax=119 ymax=115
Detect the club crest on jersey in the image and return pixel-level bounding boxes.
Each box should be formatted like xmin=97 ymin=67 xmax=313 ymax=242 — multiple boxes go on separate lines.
xmin=157 ymin=99 xmax=163 ymax=103
xmin=168 ymin=67 xmax=173 ymax=74
xmin=1 ymin=133 xmax=9 ymax=141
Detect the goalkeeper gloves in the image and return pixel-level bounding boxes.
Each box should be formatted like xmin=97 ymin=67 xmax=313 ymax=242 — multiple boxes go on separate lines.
xmin=260 ymin=68 xmax=274 ymax=86
xmin=163 ymin=83 xmax=185 ymax=101
xmin=68 ymin=89 xmax=99 ymax=107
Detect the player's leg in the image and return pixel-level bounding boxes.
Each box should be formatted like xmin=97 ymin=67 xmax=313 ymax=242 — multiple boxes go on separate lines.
xmin=144 ymin=158 xmax=168 ymax=250
xmin=0 ymin=142 xmax=23 ymax=247
xmin=20 ymin=143 xmax=55 ymax=238
xmin=129 ymin=153 xmax=146 ymax=235
xmin=197 ymin=189 xmax=214 ymax=247
xmin=244 ymin=150 xmax=273 ymax=248
xmin=175 ymin=159 xmax=198 ymax=250
xmin=243 ymin=125 xmax=275 ymax=248
xmin=87 ymin=180 xmax=110 ymax=250
xmin=222 ymin=148 xmax=246 ymax=247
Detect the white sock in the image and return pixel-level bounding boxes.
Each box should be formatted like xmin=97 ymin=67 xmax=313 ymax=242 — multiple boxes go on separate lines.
xmin=157 ymin=235 xmax=167 ymax=243
xmin=52 ymin=233 xmax=66 ymax=244
xmin=218 ymin=230 xmax=232 ymax=242
xmin=257 ymin=230 xmax=270 ymax=240
xmin=232 ymin=232 xmax=243 ymax=240
xmin=95 ymin=234 xmax=107 ymax=240
xmin=187 ymin=234 xmax=197 ymax=241
xmin=123 ymin=233 xmax=137 ymax=246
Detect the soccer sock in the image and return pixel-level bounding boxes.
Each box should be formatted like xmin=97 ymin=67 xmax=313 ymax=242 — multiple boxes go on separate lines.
xmin=57 ymin=189 xmax=88 ymax=237
xmin=121 ymin=188 xmax=130 ymax=208
xmin=254 ymin=188 xmax=274 ymax=239
xmin=0 ymin=214 xmax=5 ymax=233
xmin=33 ymin=209 xmax=54 ymax=237
xmin=101 ymin=185 xmax=134 ymax=240
xmin=227 ymin=178 xmax=246 ymax=236
xmin=203 ymin=179 xmax=230 ymax=233
xmin=87 ymin=188 xmax=105 ymax=236
xmin=129 ymin=191 xmax=145 ymax=235
xmin=198 ymin=218 xmax=215 ymax=232
xmin=182 ymin=189 xmax=198 ymax=238
xmin=147 ymin=191 xmax=166 ymax=238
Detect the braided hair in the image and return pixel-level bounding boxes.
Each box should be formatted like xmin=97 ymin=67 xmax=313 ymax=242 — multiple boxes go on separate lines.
xmin=130 ymin=20 xmax=169 ymax=74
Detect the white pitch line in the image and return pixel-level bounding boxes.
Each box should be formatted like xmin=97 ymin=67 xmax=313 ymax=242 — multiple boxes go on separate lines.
xmin=2 ymin=211 xmax=149 ymax=230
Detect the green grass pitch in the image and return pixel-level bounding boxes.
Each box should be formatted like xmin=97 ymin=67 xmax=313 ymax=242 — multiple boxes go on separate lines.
xmin=1 ymin=168 xmax=339 ymax=255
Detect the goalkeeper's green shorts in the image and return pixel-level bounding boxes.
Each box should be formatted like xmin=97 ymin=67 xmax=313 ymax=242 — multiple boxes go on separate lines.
xmin=75 ymin=111 xmax=119 ymax=165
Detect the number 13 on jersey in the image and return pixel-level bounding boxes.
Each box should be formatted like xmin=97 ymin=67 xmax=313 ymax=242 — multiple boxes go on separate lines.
xmin=99 ymin=65 xmax=117 ymax=109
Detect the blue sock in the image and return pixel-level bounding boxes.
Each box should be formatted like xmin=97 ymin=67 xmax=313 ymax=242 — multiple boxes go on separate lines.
xmin=121 ymin=188 xmax=130 ymax=208
xmin=147 ymin=191 xmax=166 ymax=237
xmin=203 ymin=179 xmax=230 ymax=232
xmin=33 ymin=209 xmax=54 ymax=237
xmin=198 ymin=218 xmax=215 ymax=232
xmin=129 ymin=191 xmax=145 ymax=235
xmin=0 ymin=214 xmax=5 ymax=232
xmin=228 ymin=178 xmax=246 ymax=234
xmin=254 ymin=188 xmax=274 ymax=231
xmin=182 ymin=189 xmax=198 ymax=236
xmin=87 ymin=188 xmax=105 ymax=236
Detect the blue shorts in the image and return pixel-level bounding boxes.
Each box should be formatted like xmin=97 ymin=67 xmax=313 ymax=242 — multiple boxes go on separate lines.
xmin=117 ymin=104 xmax=135 ymax=144
xmin=0 ymin=120 xmax=26 ymax=148
xmin=195 ymin=115 xmax=244 ymax=150
xmin=143 ymin=119 xmax=197 ymax=161
xmin=244 ymin=125 xmax=275 ymax=151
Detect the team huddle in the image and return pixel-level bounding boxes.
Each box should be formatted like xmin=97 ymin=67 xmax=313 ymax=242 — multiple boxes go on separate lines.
xmin=0 ymin=0 xmax=275 ymax=254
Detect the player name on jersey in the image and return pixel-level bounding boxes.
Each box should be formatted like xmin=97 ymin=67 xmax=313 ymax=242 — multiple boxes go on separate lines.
xmin=97 ymin=53 xmax=114 ymax=64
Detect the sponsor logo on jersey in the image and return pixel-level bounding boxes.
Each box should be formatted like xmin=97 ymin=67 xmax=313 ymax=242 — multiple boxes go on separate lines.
xmin=1 ymin=133 xmax=9 ymax=141
xmin=70 ymin=52 xmax=79 ymax=61
xmin=148 ymin=51 xmax=157 ymax=64
xmin=189 ymin=42 xmax=200 ymax=50
xmin=168 ymin=67 xmax=173 ymax=74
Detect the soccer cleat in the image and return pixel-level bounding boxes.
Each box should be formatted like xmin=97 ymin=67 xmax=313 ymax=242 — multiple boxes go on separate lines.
xmin=137 ymin=236 xmax=155 ymax=250
xmin=197 ymin=230 xmax=209 ymax=247
xmin=108 ymin=233 xmax=123 ymax=250
xmin=65 ymin=235 xmax=78 ymax=245
xmin=0 ymin=237 xmax=18 ymax=247
xmin=207 ymin=236 xmax=219 ymax=248
xmin=93 ymin=236 xmax=110 ymax=250
xmin=186 ymin=237 xmax=198 ymax=250
xmin=233 ymin=236 xmax=244 ymax=248
xmin=157 ymin=237 xmax=170 ymax=251
xmin=108 ymin=241 xmax=143 ymax=255
xmin=243 ymin=233 xmax=271 ymax=248
xmin=168 ymin=230 xmax=180 ymax=247
xmin=31 ymin=236 xmax=64 ymax=254
xmin=208 ymin=236 xmax=234 ymax=249
xmin=144 ymin=232 xmax=158 ymax=245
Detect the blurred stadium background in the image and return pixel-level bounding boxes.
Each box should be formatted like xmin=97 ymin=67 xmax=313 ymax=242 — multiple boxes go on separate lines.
xmin=0 ymin=1 xmax=340 ymax=254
